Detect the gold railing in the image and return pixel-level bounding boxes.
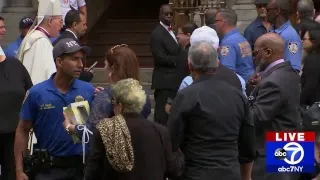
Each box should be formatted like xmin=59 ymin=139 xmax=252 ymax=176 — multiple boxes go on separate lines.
xmin=169 ymin=0 xmax=227 ymax=29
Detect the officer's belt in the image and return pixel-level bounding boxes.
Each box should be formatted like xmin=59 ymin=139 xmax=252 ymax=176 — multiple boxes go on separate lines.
xmin=50 ymin=155 xmax=84 ymax=168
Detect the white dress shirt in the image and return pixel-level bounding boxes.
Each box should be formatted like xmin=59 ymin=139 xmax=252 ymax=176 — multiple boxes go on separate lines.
xmin=0 ymin=46 xmax=4 ymax=56
xmin=65 ymin=29 xmax=78 ymax=39
xmin=160 ymin=21 xmax=178 ymax=44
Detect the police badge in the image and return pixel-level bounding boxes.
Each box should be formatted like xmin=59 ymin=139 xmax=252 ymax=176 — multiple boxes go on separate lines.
xmin=220 ymin=46 xmax=230 ymax=57
xmin=75 ymin=95 xmax=85 ymax=102
xmin=288 ymin=42 xmax=298 ymax=54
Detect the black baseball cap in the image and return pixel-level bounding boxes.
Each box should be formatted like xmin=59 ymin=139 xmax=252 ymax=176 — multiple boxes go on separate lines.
xmin=53 ymin=38 xmax=91 ymax=59
xmin=255 ymin=0 xmax=268 ymax=4
xmin=19 ymin=17 xmax=34 ymax=29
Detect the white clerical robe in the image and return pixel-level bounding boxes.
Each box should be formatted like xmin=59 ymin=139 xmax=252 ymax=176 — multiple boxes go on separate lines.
xmin=17 ymin=30 xmax=56 ymax=85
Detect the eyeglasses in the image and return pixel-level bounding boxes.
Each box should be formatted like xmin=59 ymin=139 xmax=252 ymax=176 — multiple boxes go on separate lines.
xmin=266 ymin=7 xmax=278 ymax=12
xmin=214 ymin=19 xmax=224 ymax=23
xmin=110 ymin=44 xmax=128 ymax=54
xmin=252 ymin=47 xmax=270 ymax=57
xmin=302 ymin=37 xmax=311 ymax=41
xmin=256 ymin=4 xmax=267 ymax=9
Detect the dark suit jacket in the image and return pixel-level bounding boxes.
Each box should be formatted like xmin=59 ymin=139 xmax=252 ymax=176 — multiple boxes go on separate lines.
xmin=150 ymin=23 xmax=181 ymax=90
xmin=215 ymin=65 xmax=242 ymax=91
xmin=52 ymin=30 xmax=79 ymax=46
xmin=84 ymin=113 xmax=183 ymax=180
xmin=168 ymin=75 xmax=255 ymax=180
xmin=249 ymin=62 xmax=301 ymax=155
xmin=52 ymin=30 xmax=94 ymax=82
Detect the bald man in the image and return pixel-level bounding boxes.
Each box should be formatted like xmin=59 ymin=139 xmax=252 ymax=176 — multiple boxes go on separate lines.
xmin=249 ymin=33 xmax=301 ymax=180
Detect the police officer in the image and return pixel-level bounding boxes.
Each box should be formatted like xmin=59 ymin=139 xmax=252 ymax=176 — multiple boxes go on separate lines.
xmin=14 ymin=38 xmax=95 ymax=180
xmin=244 ymin=0 xmax=270 ymax=50
xmin=4 ymin=17 xmax=33 ymax=57
xmin=266 ymin=0 xmax=302 ymax=72
xmin=215 ymin=8 xmax=254 ymax=82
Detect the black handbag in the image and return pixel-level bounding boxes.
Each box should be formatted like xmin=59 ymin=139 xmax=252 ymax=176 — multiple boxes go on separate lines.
xmin=300 ymin=102 xmax=320 ymax=131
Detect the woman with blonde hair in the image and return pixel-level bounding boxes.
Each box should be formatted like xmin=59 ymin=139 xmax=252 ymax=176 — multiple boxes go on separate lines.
xmin=84 ymin=78 xmax=183 ymax=179
xmin=63 ymin=45 xmax=151 ymax=137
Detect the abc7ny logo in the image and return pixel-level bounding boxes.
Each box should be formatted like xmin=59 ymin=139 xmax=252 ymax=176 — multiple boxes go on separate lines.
xmin=274 ymin=142 xmax=304 ymax=165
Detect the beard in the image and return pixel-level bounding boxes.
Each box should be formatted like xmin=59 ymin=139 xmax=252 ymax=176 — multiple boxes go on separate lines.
xmin=255 ymin=59 xmax=268 ymax=72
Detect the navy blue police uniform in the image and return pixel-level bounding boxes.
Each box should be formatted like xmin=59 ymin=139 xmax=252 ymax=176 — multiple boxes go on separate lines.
xmin=21 ymin=74 xmax=94 ymax=156
xmin=218 ymin=29 xmax=254 ymax=82
xmin=244 ymin=17 xmax=268 ymax=50
xmin=20 ymin=73 xmax=94 ymax=179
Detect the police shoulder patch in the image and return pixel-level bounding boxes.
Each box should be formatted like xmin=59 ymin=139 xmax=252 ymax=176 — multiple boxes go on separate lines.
xmin=22 ymin=90 xmax=29 ymax=105
xmin=288 ymin=42 xmax=299 ymax=54
xmin=220 ymin=46 xmax=230 ymax=57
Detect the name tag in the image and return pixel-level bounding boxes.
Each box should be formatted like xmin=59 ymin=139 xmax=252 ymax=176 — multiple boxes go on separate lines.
xmin=39 ymin=103 xmax=55 ymax=110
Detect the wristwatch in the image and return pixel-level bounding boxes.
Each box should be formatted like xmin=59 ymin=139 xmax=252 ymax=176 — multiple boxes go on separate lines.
xmin=65 ymin=124 xmax=72 ymax=134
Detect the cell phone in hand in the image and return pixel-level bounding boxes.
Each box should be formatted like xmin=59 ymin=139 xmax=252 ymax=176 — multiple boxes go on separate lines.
xmin=86 ymin=61 xmax=98 ymax=72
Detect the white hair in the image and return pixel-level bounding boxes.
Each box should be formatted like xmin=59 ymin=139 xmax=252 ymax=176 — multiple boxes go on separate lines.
xmin=188 ymin=41 xmax=219 ymax=72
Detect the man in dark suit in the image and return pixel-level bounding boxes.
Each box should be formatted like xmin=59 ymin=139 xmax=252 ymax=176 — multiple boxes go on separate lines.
xmin=150 ymin=4 xmax=181 ymax=125
xmin=53 ymin=10 xmax=93 ymax=82
xmin=249 ymin=33 xmax=301 ymax=180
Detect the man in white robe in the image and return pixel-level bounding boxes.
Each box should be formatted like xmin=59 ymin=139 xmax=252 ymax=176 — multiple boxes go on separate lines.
xmin=17 ymin=0 xmax=63 ymax=85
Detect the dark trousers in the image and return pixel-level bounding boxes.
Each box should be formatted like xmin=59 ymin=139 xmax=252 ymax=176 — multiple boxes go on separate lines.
xmin=252 ymin=156 xmax=300 ymax=180
xmin=34 ymin=166 xmax=83 ymax=180
xmin=0 ymin=132 xmax=16 ymax=180
xmin=154 ymin=89 xmax=177 ymax=126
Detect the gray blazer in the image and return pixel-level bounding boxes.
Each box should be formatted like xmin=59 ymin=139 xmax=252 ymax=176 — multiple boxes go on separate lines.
xmin=249 ymin=61 xmax=302 ymax=155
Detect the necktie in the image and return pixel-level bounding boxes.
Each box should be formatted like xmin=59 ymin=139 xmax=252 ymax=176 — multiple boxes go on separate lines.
xmin=168 ymin=26 xmax=173 ymax=31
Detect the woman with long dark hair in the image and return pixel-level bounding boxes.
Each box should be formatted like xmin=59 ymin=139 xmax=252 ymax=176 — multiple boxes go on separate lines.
xmin=300 ymin=24 xmax=320 ymax=105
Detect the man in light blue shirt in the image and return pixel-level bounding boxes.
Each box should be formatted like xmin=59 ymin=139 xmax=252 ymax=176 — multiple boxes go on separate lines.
xmin=179 ymin=73 xmax=247 ymax=97
xmin=266 ymin=0 xmax=302 ymax=72
xmin=4 ymin=17 xmax=33 ymax=57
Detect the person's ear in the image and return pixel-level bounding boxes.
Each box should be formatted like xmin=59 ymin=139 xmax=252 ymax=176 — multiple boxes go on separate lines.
xmin=113 ymin=102 xmax=123 ymax=115
xmin=265 ymin=48 xmax=273 ymax=58
xmin=72 ymin=22 xmax=77 ymax=29
xmin=275 ymin=8 xmax=280 ymax=16
xmin=55 ymin=57 xmax=63 ymax=68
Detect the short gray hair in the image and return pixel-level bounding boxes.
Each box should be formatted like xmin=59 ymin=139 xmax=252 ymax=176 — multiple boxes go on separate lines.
xmin=297 ymin=0 xmax=314 ymax=20
xmin=188 ymin=41 xmax=218 ymax=72
xmin=218 ymin=8 xmax=237 ymax=26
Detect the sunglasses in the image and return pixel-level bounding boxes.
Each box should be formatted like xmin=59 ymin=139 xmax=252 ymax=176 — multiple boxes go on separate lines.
xmin=252 ymin=48 xmax=270 ymax=57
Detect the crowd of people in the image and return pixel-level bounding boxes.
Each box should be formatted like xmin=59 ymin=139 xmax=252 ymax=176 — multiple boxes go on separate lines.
xmin=0 ymin=0 xmax=320 ymax=179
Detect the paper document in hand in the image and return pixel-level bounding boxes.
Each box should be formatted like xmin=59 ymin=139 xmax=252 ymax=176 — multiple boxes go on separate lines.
xmin=63 ymin=101 xmax=90 ymax=143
